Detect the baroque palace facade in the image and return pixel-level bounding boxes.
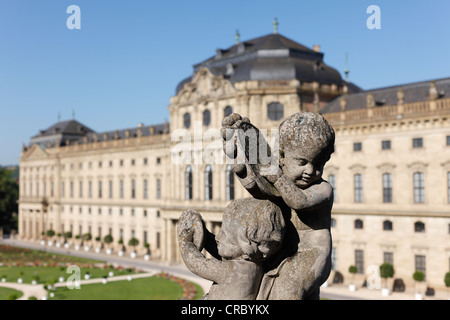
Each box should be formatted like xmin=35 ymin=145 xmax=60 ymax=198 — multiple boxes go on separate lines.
xmin=18 ymin=32 xmax=450 ymax=290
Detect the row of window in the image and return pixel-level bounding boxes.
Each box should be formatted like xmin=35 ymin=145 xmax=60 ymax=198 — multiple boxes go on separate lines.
xmin=328 ymin=172 xmax=450 ymax=204
xmin=353 ymin=135 xmax=450 ymax=152
xmin=332 ymin=249 xmax=428 ymax=277
xmin=59 ymin=206 xmax=161 ymax=219
xmin=333 ymin=218 xmax=446 ymax=234
xmin=182 ymin=102 xmax=285 ymax=129
xmin=185 ymin=165 xmax=235 ymax=201
xmin=23 ymin=178 xmax=162 ymax=200
xmin=21 ymin=157 xmax=162 ymax=173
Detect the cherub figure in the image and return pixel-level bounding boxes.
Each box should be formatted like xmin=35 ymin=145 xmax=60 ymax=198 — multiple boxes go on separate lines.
xmin=222 ymin=112 xmax=335 ymax=300
xmin=177 ymin=197 xmax=285 ymax=300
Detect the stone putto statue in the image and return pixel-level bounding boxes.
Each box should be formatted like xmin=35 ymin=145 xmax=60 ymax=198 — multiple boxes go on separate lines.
xmin=177 ymin=112 xmax=335 ymax=300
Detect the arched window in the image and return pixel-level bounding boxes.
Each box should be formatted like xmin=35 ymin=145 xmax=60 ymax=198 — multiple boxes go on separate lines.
xmin=268 ymin=102 xmax=284 ymax=121
xmin=414 ymin=221 xmax=425 ymax=233
xmin=183 ymin=113 xmax=191 ymax=129
xmin=205 ymin=165 xmax=213 ymax=200
xmin=383 ymin=220 xmax=393 ymax=231
xmin=354 ymin=219 xmax=363 ymax=229
xmin=226 ymin=165 xmax=235 ymax=201
xmin=203 ymin=110 xmax=211 ymax=126
xmin=185 ymin=166 xmax=192 ymax=200
xmin=224 ymin=106 xmax=233 ymax=117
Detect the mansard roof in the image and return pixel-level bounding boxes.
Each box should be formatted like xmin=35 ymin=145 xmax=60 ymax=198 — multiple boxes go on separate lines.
xmin=176 ymin=33 xmax=345 ymax=94
xmin=322 ymin=77 xmax=450 ymax=114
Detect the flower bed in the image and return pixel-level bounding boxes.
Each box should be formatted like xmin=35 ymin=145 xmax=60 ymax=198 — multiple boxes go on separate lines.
xmin=156 ymin=272 xmax=198 ymax=300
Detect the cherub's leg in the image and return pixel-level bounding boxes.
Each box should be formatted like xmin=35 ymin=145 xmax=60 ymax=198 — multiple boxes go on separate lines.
xmin=267 ymin=249 xmax=321 ymax=300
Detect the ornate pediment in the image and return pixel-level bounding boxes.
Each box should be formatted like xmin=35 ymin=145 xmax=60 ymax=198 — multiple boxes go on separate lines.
xmin=174 ymin=67 xmax=236 ymax=105
xmin=22 ymin=144 xmax=49 ymax=161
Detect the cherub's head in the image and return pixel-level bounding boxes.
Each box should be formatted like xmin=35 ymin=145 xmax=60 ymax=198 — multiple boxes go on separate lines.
xmin=278 ymin=112 xmax=335 ymax=189
xmin=216 ymin=200 xmax=285 ymax=263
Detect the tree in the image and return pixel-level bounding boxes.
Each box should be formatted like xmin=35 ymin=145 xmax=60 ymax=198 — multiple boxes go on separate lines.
xmin=46 ymin=230 xmax=55 ymax=238
xmin=413 ymin=271 xmax=425 ymax=294
xmin=103 ymin=234 xmax=113 ymax=248
xmin=128 ymin=238 xmax=139 ymax=252
xmin=380 ymin=263 xmax=395 ymax=289
xmin=444 ymin=272 xmax=450 ymax=293
xmin=0 ymin=167 xmax=19 ymax=234
xmin=82 ymin=233 xmax=92 ymax=243
xmin=63 ymin=231 xmax=72 ymax=243
xmin=349 ymin=265 xmax=358 ymax=281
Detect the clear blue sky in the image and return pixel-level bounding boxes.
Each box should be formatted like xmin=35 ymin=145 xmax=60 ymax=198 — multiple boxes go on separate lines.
xmin=1 ymin=0 xmax=450 ymax=165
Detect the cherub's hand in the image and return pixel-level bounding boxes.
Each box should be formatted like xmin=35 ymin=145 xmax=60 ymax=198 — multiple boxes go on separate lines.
xmin=221 ymin=113 xmax=250 ymax=175
xmin=260 ymin=166 xmax=283 ymax=184
xmin=177 ymin=209 xmax=205 ymax=251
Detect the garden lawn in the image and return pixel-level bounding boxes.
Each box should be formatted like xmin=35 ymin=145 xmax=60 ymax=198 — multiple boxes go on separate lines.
xmin=0 ymin=244 xmax=101 ymax=265
xmin=51 ymin=276 xmax=185 ymax=300
xmin=0 ymin=266 xmax=138 ymax=285
xmin=0 ymin=287 xmax=23 ymax=300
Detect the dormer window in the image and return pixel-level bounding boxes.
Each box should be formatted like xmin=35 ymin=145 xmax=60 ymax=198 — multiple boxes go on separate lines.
xmin=268 ymin=102 xmax=284 ymax=121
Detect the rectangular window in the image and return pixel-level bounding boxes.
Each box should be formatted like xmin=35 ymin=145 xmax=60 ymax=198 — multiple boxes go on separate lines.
xmin=109 ymin=180 xmax=113 ymax=199
xmin=131 ymin=179 xmax=136 ymax=199
xmin=381 ymin=140 xmax=391 ymax=150
xmin=88 ymin=181 xmax=92 ymax=198
xmin=70 ymin=181 xmax=74 ymax=198
xmin=331 ymin=247 xmax=337 ymax=271
xmin=156 ymin=232 xmax=161 ymax=249
xmin=143 ymin=179 xmax=148 ymax=199
xmin=143 ymin=158 xmax=148 ymax=165
xmin=98 ymin=181 xmax=102 ymax=198
xmin=120 ymin=180 xmax=124 ymax=198
xmin=446 ymin=135 xmax=450 ymax=146
xmin=355 ymin=250 xmax=364 ymax=274
xmin=383 ymin=252 xmax=394 ymax=265
xmin=354 ymin=174 xmax=363 ymax=203
xmin=382 ymin=173 xmax=392 ymax=203
xmin=156 ymin=179 xmax=161 ymax=199
xmin=412 ymin=138 xmax=423 ymax=148
xmin=353 ymin=142 xmax=362 ymax=152
xmin=413 ymin=172 xmax=425 ymax=203
xmin=415 ymin=255 xmax=426 ymax=276
xmin=61 ymin=182 xmax=65 ymax=198
xmin=448 ymin=172 xmax=450 ymax=204
xmin=79 ymin=181 xmax=83 ymax=198
xmin=328 ymin=175 xmax=337 ymax=202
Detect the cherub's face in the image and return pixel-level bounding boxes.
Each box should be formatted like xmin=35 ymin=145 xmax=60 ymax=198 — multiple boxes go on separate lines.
xmin=216 ymin=219 xmax=242 ymax=260
xmin=281 ymin=145 xmax=326 ymax=189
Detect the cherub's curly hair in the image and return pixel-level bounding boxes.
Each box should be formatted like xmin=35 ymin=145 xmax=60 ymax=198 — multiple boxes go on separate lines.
xmin=278 ymin=112 xmax=335 ymax=163
xmin=223 ymin=199 xmax=285 ymax=262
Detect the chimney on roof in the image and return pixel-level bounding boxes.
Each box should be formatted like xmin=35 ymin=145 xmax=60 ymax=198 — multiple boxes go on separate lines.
xmin=313 ymin=45 xmax=321 ymax=53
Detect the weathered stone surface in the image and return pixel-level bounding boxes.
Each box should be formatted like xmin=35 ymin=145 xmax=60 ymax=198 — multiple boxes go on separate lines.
xmin=177 ymin=112 xmax=335 ymax=300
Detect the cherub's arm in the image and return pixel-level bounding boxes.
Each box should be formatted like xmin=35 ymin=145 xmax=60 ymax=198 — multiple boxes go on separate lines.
xmin=273 ymin=175 xmax=333 ymax=211
xmin=203 ymin=229 xmax=221 ymax=260
xmin=178 ymin=229 xmax=231 ymax=283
